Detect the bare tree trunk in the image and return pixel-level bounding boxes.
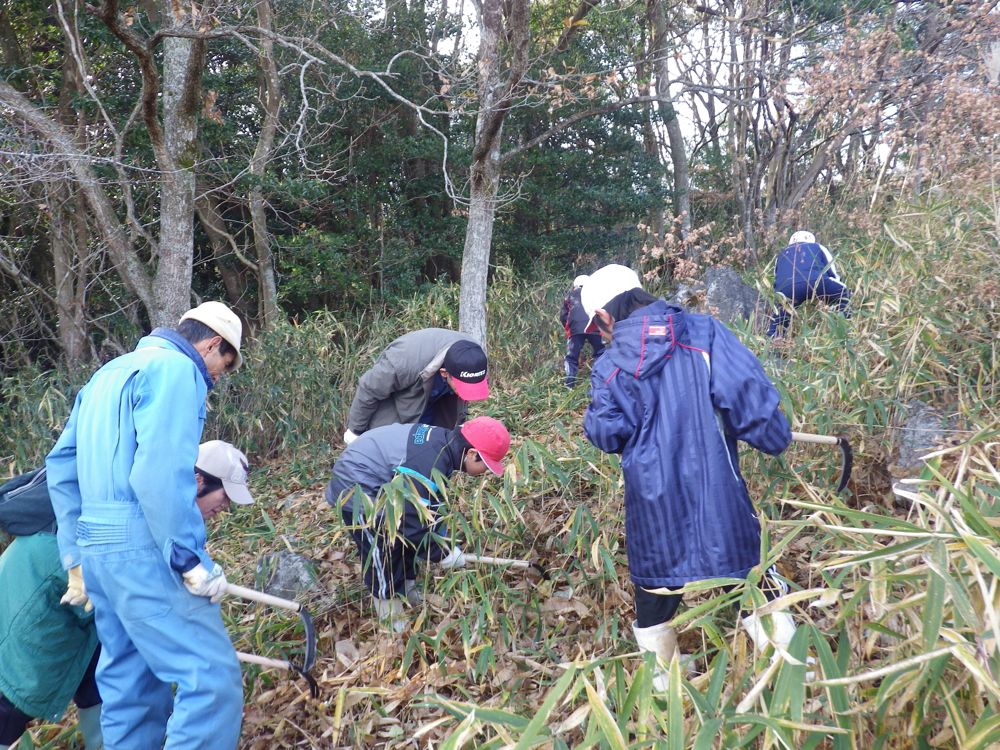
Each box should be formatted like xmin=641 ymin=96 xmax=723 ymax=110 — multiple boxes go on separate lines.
xmin=194 ymin=187 xmax=250 ymax=303
xmin=249 ymin=0 xmax=281 ymax=328
xmin=457 ymin=0 xmax=529 ymax=344
xmin=637 ymin=27 xmax=664 ymax=248
xmin=0 ymin=80 xmax=155 ymax=311
xmin=649 ymin=0 xmax=690 ymax=247
xmin=48 ymin=180 xmax=89 ymax=366
xmin=459 ymin=152 xmax=500 ymax=344
xmin=155 ymin=21 xmax=203 ymax=325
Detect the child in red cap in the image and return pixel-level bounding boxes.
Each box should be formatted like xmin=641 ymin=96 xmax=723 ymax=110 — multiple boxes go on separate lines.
xmin=326 ymin=417 xmax=510 ymax=631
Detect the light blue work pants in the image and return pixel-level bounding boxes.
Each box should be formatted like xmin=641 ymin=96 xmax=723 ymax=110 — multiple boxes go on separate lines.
xmin=82 ymin=544 xmax=243 ymax=750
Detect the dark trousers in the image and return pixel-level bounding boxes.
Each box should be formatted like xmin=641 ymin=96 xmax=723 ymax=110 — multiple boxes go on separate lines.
xmin=767 ymin=274 xmax=852 ymax=336
xmin=635 ymin=568 xmax=790 ymax=628
xmin=0 ymin=646 xmax=101 ymax=744
xmin=341 ymin=507 xmax=446 ymax=600
xmin=564 ymin=333 xmax=605 ymax=387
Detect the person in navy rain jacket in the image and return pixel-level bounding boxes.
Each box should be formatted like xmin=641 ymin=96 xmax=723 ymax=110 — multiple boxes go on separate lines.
xmin=766 ymin=230 xmax=852 ymax=336
xmin=581 ymin=264 xmax=807 ymax=690
xmin=559 ymin=275 xmax=605 ymax=388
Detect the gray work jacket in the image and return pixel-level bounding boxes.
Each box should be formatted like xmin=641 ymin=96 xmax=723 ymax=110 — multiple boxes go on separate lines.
xmin=346 ymin=328 xmax=478 ymax=434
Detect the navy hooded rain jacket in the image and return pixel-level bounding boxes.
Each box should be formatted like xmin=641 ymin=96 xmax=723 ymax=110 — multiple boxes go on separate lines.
xmin=584 ymin=300 xmax=791 ymax=588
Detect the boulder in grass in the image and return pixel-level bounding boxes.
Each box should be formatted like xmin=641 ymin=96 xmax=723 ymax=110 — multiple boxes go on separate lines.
xmin=892 ymin=400 xmax=958 ymax=473
xmin=256 ymin=550 xmax=320 ymax=600
xmin=671 ymin=267 xmax=763 ymax=326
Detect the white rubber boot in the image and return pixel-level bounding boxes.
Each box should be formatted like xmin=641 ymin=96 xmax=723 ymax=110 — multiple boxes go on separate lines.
xmin=741 ymin=611 xmax=815 ymax=679
xmin=77 ymin=704 xmax=103 ymax=749
xmin=404 ymin=579 xmax=423 ymax=606
xmin=373 ymin=597 xmax=407 ymax=633
xmin=632 ymin=620 xmax=678 ymax=691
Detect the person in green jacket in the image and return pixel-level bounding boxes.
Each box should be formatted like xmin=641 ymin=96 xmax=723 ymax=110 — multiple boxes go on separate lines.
xmin=0 ymin=532 xmax=101 ymax=750
xmin=0 ymin=440 xmax=253 ymax=750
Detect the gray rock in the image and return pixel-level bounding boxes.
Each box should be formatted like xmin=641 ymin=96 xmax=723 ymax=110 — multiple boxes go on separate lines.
xmin=671 ymin=267 xmax=762 ymax=326
xmin=256 ymin=550 xmax=320 ymax=600
xmin=893 ymin=400 xmax=957 ymax=471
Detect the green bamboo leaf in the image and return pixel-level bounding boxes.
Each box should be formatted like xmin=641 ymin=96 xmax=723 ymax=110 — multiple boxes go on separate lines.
xmin=667 ymin=656 xmax=685 ymax=750
xmin=964 ymin=712 xmax=1000 ymax=749
xmin=439 ymin=708 xmax=479 ymax=750
xmin=923 ymin=543 xmax=946 ymax=650
xmin=962 ymin=533 xmax=1000 ymax=579
xmin=924 ymin=543 xmax=980 ymax=628
xmin=822 ymin=537 xmax=930 ymax=569
xmin=512 ymin=665 xmax=578 ymax=750
xmin=784 ymin=500 xmax=927 ymax=532
xmin=434 ymin=699 xmax=531 ymax=730
xmin=810 ymin=626 xmax=853 ymax=750
xmin=582 ymin=676 xmax=627 ymax=750
xmin=692 ymin=718 xmax=724 ymax=750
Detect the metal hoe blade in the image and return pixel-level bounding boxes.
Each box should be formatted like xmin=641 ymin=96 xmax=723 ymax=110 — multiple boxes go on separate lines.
xmin=791 ymin=431 xmax=853 ymax=493
xmin=226 ymin=583 xmax=319 ymax=697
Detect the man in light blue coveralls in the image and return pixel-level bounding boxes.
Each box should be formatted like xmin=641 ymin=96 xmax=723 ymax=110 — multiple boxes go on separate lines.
xmin=46 ymin=302 xmax=246 ymax=750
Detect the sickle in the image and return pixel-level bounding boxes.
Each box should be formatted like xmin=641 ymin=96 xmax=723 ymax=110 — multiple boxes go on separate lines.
xmin=791 ymin=431 xmax=853 ymax=493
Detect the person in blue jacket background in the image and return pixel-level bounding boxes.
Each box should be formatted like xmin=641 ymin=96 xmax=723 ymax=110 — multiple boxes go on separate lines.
xmin=581 ymin=264 xmax=805 ymax=690
xmin=45 ymin=302 xmax=247 ymax=750
xmin=766 ymin=230 xmax=852 ymax=336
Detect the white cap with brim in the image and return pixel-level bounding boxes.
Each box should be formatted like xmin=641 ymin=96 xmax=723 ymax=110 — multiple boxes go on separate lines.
xmin=789 ymin=230 xmax=816 ymax=245
xmin=179 ymin=301 xmax=243 ymax=370
xmin=580 ymin=264 xmax=642 ymax=326
xmin=196 ymin=440 xmax=254 ymax=505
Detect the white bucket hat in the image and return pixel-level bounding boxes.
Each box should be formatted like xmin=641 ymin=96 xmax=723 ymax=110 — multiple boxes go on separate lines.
xmin=789 ymin=230 xmax=816 ymax=245
xmin=580 ymin=264 xmax=642 ymax=326
xmin=179 ymin=301 xmax=243 ymax=369
xmin=196 ymin=440 xmax=254 ymax=505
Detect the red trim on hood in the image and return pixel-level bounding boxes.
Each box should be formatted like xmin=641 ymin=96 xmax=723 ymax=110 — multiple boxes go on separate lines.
xmin=634 ymin=316 xmax=649 ymax=378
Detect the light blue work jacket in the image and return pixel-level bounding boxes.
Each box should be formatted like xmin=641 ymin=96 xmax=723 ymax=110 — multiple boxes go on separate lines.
xmin=46 ymin=330 xmax=215 ymax=573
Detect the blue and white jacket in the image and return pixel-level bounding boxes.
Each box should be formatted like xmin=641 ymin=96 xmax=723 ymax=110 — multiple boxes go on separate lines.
xmin=584 ymin=300 xmax=791 ymax=588
xmin=774 ymin=241 xmax=842 ymax=293
xmin=326 ymin=422 xmax=466 ymax=541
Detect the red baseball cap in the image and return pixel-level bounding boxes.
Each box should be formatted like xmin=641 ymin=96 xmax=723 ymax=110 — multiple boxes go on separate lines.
xmin=460 ymin=416 xmax=510 ymax=475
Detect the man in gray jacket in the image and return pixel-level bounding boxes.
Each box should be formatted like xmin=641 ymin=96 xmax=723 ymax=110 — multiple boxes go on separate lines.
xmin=344 ymin=329 xmax=489 ymax=444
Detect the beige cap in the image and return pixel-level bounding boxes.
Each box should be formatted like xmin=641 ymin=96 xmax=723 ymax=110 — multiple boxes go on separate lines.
xmin=196 ymin=440 xmax=254 ymax=505
xmin=179 ymin=301 xmax=243 ymax=369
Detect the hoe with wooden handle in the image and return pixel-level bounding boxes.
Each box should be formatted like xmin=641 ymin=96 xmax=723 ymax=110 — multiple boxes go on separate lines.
xmin=225 ymin=583 xmax=319 ymax=698
xmin=791 ymin=431 xmax=853 ymax=493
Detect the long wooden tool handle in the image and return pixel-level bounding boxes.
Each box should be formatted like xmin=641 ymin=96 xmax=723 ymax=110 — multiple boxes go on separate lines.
xmin=464 ymin=554 xmax=532 ymax=569
xmin=237 ymin=651 xmax=293 ymax=670
xmin=224 ymin=583 xmax=302 ymax=613
xmin=791 ymin=431 xmax=841 ymax=446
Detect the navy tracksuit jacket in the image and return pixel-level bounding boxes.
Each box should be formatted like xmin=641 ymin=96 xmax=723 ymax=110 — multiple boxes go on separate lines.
xmin=767 ymin=241 xmax=852 ymax=335
xmin=584 ymin=300 xmax=791 ymax=588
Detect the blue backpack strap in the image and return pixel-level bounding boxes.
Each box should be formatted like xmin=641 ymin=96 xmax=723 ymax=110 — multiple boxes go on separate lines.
xmin=394 ymin=466 xmax=439 ymax=504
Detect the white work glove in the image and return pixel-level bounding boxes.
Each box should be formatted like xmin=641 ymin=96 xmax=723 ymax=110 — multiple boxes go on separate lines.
xmin=61 ymin=564 xmax=93 ymax=612
xmin=439 ymin=546 xmax=467 ymax=569
xmin=344 ymin=429 xmax=359 ymax=445
xmin=182 ymin=563 xmax=228 ymax=603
